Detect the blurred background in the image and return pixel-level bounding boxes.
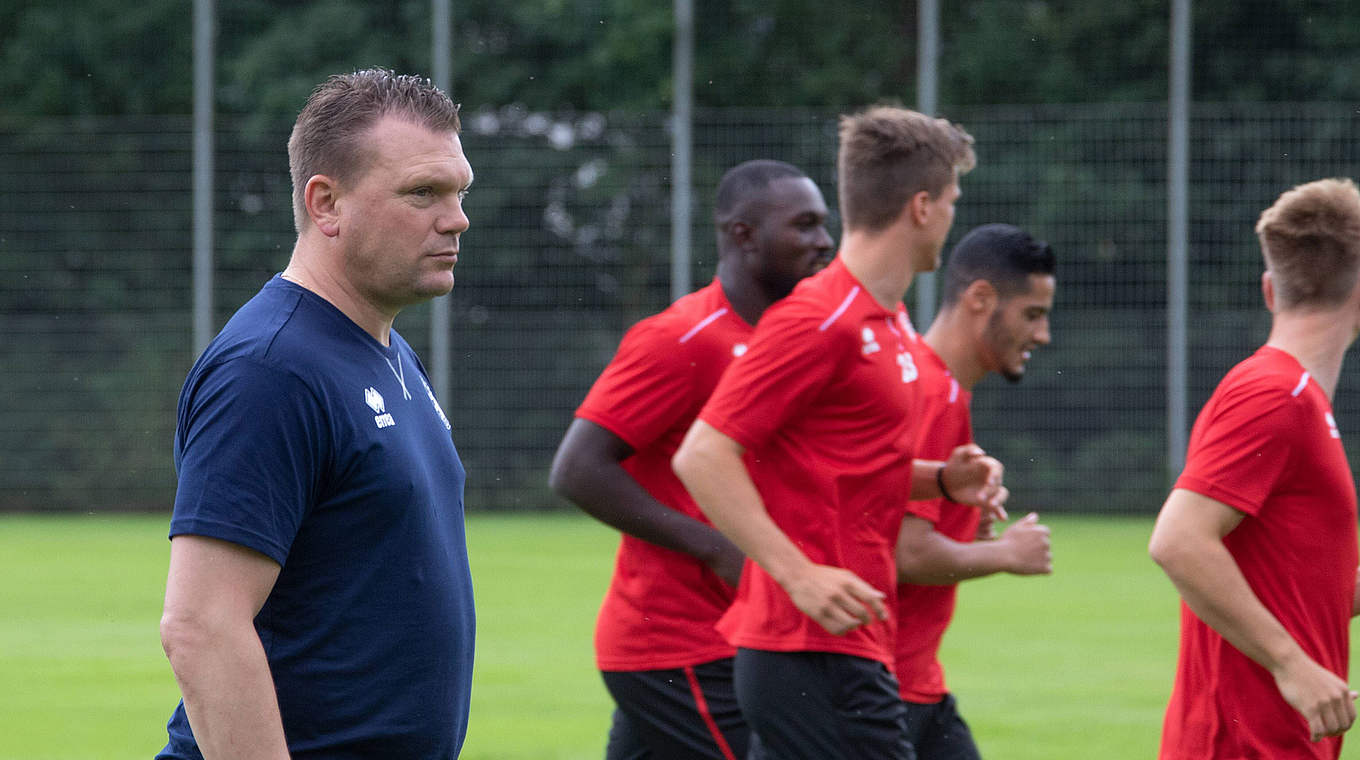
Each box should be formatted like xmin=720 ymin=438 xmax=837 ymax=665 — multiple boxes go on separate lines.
xmin=3 ymin=0 xmax=1359 ymax=516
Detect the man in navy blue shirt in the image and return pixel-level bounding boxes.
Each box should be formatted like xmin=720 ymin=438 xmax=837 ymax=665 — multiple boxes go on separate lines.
xmin=158 ymin=69 xmax=476 ymax=759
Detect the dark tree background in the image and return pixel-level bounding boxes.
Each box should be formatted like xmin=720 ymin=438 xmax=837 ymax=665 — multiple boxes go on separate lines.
xmin=3 ymin=0 xmax=1358 ymax=118
xmin=3 ymin=0 xmax=1358 ymax=511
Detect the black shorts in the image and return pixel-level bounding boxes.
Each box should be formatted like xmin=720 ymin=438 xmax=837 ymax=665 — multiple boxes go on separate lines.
xmin=601 ymin=658 xmax=748 ymax=760
xmin=902 ymin=694 xmax=980 ymax=760
xmin=735 ymin=648 xmax=915 ymax=760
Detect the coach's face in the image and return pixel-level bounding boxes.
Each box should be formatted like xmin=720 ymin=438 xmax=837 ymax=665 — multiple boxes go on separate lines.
xmin=336 ymin=116 xmax=473 ymax=314
xmin=983 ymin=273 xmax=1054 ymax=383
xmin=749 ymin=176 xmax=835 ymax=300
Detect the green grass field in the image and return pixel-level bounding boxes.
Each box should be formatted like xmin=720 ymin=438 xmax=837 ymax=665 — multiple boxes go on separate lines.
xmin=3 ymin=512 xmax=1359 ymax=759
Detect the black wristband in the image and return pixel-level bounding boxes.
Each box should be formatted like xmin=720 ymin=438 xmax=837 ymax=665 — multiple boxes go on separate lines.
xmin=936 ymin=464 xmax=957 ymax=503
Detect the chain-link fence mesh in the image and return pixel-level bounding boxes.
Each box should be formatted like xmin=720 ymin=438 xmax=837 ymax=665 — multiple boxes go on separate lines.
xmin=4 ymin=104 xmax=1358 ymax=513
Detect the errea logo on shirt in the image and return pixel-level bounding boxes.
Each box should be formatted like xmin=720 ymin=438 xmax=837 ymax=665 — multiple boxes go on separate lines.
xmin=365 ymin=387 xmax=396 ymax=429
xmin=897 ymin=351 xmax=918 ymax=383
xmin=365 ymin=387 xmax=385 ymax=413
xmin=861 ymin=327 xmax=881 ymax=355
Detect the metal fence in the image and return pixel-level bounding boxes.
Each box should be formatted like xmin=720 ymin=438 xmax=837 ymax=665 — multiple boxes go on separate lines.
xmin=3 ymin=103 xmax=1359 ymax=514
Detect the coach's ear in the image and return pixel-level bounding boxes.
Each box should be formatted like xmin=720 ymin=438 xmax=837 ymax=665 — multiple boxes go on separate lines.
xmin=304 ymin=175 xmax=343 ymax=238
xmin=1261 ymin=270 xmax=1276 ymax=313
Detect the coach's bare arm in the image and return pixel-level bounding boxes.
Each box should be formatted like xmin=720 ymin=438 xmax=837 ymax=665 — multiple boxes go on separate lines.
xmin=1149 ymin=488 xmax=1358 ymax=742
xmin=673 ymin=420 xmax=887 ymax=635
xmin=550 ymin=418 xmax=744 ymax=586
xmin=160 ymin=535 xmax=291 ymax=759
xmin=897 ymin=512 xmax=1051 ymax=585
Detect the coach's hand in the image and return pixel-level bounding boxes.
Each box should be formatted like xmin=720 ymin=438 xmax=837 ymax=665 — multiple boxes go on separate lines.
xmin=1273 ymin=653 xmax=1358 ymax=741
xmin=783 ymin=564 xmax=887 ymax=635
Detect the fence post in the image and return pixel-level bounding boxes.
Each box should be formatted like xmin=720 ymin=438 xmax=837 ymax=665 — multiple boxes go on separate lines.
xmin=431 ymin=0 xmax=453 ymax=404
xmin=192 ymin=0 xmax=215 ymax=355
xmin=1167 ymin=0 xmax=1192 ymax=479
xmin=670 ymin=0 xmax=694 ymax=302
xmin=914 ymin=0 xmax=939 ymax=328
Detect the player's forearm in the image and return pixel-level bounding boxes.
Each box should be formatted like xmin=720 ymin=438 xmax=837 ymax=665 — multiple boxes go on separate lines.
xmin=550 ymin=451 xmax=741 ymax=570
xmin=1159 ymin=535 xmax=1360 ymax=742
xmin=897 ymin=533 xmax=1010 ymax=585
xmin=1150 ymin=530 xmax=1304 ymax=674
xmin=673 ymin=421 xmax=812 ymax=586
xmin=909 ymin=450 xmax=1007 ymax=523
xmin=161 ymin=617 xmax=291 ymax=760
xmin=908 ymin=459 xmax=947 ymax=501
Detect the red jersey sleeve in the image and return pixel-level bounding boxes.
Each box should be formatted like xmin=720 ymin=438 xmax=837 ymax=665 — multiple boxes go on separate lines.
xmin=576 ymin=320 xmax=698 ymax=451
xmin=1175 ymin=381 xmax=1299 ymax=518
xmin=904 ymin=350 xmax=973 ymax=525
xmin=905 ymin=497 xmax=944 ymax=524
xmin=699 ymin=308 xmax=848 ymax=451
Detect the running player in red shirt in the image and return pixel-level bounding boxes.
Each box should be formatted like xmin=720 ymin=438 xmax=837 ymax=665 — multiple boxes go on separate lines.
xmin=550 ymin=160 xmax=834 ymax=760
xmin=1149 ymin=178 xmax=1360 ymax=759
xmin=893 ymin=223 xmax=1056 ymax=760
xmin=674 ymin=107 xmax=1005 ymax=760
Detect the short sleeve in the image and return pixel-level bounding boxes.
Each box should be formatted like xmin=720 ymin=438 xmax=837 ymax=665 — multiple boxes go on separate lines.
xmin=1176 ymin=384 xmax=1297 ymax=517
xmin=904 ymin=391 xmax=973 ymax=525
xmin=904 ymin=497 xmax=943 ymax=524
xmin=576 ymin=321 xmax=698 ymax=451
xmin=700 ymin=310 xmax=846 ymax=450
xmin=171 ymin=358 xmax=327 ymax=564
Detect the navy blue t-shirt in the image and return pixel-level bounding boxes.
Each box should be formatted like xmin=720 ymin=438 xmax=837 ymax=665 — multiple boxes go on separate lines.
xmin=159 ymin=276 xmax=476 ymax=759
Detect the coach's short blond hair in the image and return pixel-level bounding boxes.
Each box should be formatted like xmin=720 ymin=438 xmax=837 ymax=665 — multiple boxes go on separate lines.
xmin=1256 ymin=178 xmax=1360 ymax=310
xmin=837 ymin=105 xmax=975 ymax=234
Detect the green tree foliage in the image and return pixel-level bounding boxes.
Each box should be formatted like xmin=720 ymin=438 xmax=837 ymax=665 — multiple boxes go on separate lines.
xmin=942 ymin=0 xmax=1360 ymax=105
xmin=5 ymin=0 xmax=1360 ymax=510
xmin=219 ymin=0 xmax=434 ymax=121
xmin=447 ymin=0 xmax=673 ymax=111
xmin=942 ymin=0 xmax=1171 ymax=103
xmin=0 ymin=0 xmax=191 ymax=115
xmin=5 ymin=0 xmax=1360 ymax=118
xmin=690 ymin=0 xmax=917 ymax=107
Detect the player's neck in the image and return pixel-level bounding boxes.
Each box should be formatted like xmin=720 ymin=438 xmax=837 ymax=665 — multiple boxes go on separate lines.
xmin=283 ymin=242 xmax=397 ymax=346
xmin=716 ymin=262 xmax=769 ymax=326
xmin=1266 ymin=310 xmax=1356 ymax=400
xmin=839 ymin=228 xmax=921 ymax=310
xmin=924 ymin=314 xmax=986 ymax=390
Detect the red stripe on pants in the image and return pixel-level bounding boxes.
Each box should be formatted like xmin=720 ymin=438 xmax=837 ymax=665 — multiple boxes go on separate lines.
xmin=683 ymin=665 xmax=738 ymax=760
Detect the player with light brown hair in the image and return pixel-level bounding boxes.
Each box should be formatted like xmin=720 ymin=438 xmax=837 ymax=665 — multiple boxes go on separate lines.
xmin=673 ymin=105 xmax=1001 ymax=760
xmin=1150 ymin=178 xmax=1360 ymax=759
xmin=1256 ymin=179 xmax=1360 ymax=308
xmin=550 ymin=159 xmax=834 ymax=760
xmin=837 ymin=106 xmax=976 ymax=235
